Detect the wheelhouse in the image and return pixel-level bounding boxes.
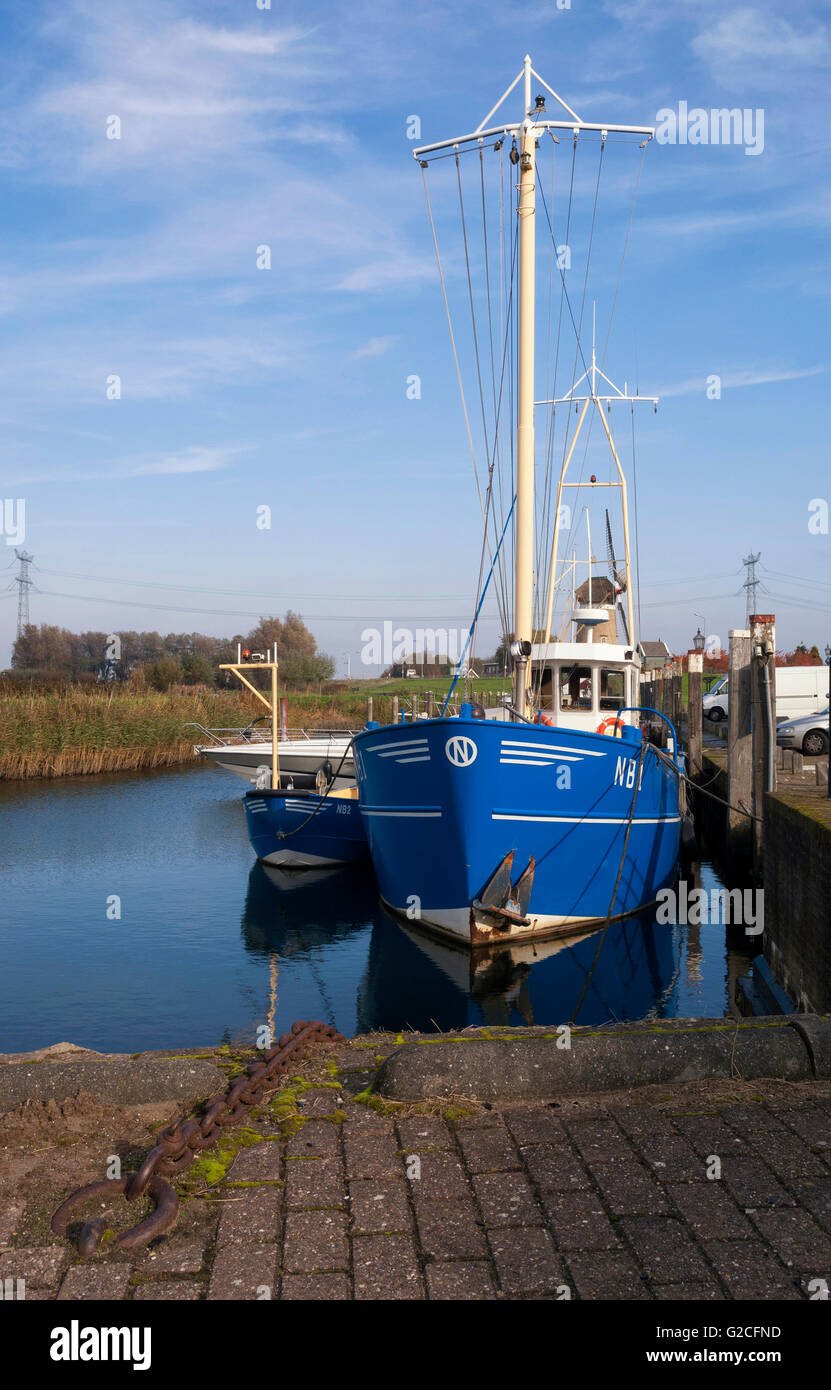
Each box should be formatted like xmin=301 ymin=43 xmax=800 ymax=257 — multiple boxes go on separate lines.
xmin=531 ymin=641 xmax=641 ymax=734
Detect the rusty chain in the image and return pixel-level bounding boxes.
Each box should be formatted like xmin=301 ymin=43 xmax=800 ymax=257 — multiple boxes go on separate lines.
xmin=52 ymin=1019 xmax=342 ymax=1256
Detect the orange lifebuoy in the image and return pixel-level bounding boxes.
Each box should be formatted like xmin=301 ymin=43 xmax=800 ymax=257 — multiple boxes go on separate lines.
xmin=597 ymin=716 xmax=625 ymax=737
xmin=537 ymin=712 xmax=555 ymax=727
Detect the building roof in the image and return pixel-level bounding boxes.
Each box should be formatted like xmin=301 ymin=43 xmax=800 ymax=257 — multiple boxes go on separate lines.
xmin=638 ymin=640 xmax=672 ymax=658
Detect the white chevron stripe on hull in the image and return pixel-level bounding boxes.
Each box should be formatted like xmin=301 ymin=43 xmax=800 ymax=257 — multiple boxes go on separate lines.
xmin=261 ymin=847 xmax=349 ymax=868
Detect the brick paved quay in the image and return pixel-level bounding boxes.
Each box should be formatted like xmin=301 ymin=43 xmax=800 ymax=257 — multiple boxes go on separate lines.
xmin=3 ymin=1033 xmax=831 ymax=1301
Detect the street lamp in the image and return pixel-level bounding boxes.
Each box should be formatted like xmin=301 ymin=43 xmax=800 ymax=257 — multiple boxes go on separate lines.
xmin=693 ymin=628 xmax=705 ymax=654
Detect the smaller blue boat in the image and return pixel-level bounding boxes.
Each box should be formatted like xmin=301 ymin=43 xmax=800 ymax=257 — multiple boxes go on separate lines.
xmin=243 ymin=786 xmax=369 ymax=868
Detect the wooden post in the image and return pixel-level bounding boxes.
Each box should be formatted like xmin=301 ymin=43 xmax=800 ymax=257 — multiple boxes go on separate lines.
xmin=727 ymin=629 xmax=752 ymax=858
xmin=412 ymin=694 xmax=419 ymax=720
xmin=392 ymin=694 xmax=399 ymax=724
xmin=688 ymin=652 xmax=703 ymax=778
xmin=660 ymin=664 xmax=671 ymax=744
xmin=366 ymin=695 xmax=373 ymax=724
xmin=427 ymin=690 xmax=434 ymax=717
xmin=750 ymin=614 xmax=776 ymax=861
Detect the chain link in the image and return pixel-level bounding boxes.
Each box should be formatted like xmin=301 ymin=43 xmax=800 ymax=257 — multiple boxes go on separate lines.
xmin=52 ymin=1020 xmax=342 ymax=1256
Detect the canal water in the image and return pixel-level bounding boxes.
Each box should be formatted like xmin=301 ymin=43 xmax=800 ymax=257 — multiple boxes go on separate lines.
xmin=0 ymin=764 xmax=754 ymax=1054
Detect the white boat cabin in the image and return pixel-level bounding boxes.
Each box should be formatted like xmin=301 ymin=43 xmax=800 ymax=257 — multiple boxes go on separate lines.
xmin=530 ymin=639 xmax=641 ymax=734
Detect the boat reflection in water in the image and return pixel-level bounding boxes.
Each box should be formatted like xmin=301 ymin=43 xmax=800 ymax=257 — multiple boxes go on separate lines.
xmin=241 ymin=862 xmax=377 ymax=958
xmin=357 ymin=904 xmax=679 ymax=1034
xmin=241 ymin=860 xmax=681 ymax=1035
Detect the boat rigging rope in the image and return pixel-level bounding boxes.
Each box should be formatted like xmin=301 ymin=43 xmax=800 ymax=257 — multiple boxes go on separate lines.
xmin=273 ymin=738 xmax=356 ymax=839
xmin=538 ymin=137 xmax=646 ymax=656
xmin=422 ymin=156 xmax=517 ymax=650
xmin=599 ymin=139 xmax=648 ymax=366
xmin=442 ymin=498 xmax=516 ymax=716
xmin=470 ymin=220 xmax=519 ymax=657
xmin=537 ymin=132 xmax=578 ymax=626
xmin=420 ymin=166 xmax=488 ymax=531
xmin=631 ymin=402 xmax=642 ymax=639
xmin=681 ymin=771 xmax=763 ymax=823
xmin=456 ymin=151 xmax=492 ymax=476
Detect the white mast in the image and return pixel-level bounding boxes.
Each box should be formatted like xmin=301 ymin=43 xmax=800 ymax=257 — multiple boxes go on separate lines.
xmin=412 ymin=60 xmax=654 ymax=713
xmin=514 ymin=55 xmax=536 ymax=717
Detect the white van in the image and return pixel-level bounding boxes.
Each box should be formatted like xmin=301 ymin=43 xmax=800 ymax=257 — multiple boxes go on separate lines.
xmin=703 ymin=666 xmax=829 ymax=723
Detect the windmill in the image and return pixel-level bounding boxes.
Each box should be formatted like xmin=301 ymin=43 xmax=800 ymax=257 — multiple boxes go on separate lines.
xmin=605 ymin=510 xmax=630 ymax=645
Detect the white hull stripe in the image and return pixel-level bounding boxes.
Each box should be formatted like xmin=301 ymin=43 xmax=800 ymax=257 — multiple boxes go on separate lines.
xmin=366 ymin=739 xmax=429 ymax=755
xmin=501 ymin=739 xmax=607 ymax=757
xmin=362 ymin=808 xmax=442 ymax=818
xmin=492 ymin=812 xmax=681 ymax=825
xmin=499 ymin=756 xmax=582 ymax=765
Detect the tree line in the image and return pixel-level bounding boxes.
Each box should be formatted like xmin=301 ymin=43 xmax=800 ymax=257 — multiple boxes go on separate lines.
xmin=7 ymin=612 xmax=335 ymax=689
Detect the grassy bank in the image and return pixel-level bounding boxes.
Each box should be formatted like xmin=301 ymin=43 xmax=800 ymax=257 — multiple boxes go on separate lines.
xmin=0 ymin=686 xmax=373 ymax=780
xmin=0 ymin=677 xmax=514 ymax=780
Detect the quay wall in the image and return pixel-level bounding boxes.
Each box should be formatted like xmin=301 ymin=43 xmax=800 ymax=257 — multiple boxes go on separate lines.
xmin=763 ymin=792 xmax=831 ymax=1014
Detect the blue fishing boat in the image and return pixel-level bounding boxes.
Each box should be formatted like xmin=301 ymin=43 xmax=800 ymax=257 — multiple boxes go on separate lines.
xmin=353 ymin=56 xmax=683 ymax=950
xmin=243 ymin=786 xmax=369 ymax=868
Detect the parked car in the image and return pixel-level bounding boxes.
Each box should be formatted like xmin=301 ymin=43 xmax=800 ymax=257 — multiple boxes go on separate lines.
xmin=775 ymin=709 xmax=829 ymax=756
xmin=703 ymin=666 xmax=829 ymax=724
xmin=703 ymin=675 xmax=729 ymax=722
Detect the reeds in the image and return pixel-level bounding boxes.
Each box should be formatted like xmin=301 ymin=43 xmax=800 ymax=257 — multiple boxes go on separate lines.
xmin=0 ymin=685 xmax=373 ymax=781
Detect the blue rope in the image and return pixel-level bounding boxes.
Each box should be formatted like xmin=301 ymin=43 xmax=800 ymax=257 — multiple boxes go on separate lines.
xmin=441 ymin=497 xmax=516 ymax=718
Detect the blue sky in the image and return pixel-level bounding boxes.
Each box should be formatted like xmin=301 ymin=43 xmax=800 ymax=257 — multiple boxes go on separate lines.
xmin=1 ymin=0 xmax=829 ymax=672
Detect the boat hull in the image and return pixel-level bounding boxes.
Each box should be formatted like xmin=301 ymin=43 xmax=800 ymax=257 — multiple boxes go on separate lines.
xmin=243 ymin=789 xmax=369 ymax=868
xmin=353 ymin=717 xmax=681 ymax=946
xmin=199 ymin=738 xmax=355 ymax=784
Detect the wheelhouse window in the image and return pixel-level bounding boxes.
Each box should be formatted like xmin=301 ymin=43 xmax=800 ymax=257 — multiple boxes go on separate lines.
xmin=559 ymin=665 xmax=593 ymax=711
xmin=538 ymin=665 xmax=555 ymax=710
xmin=599 ymin=667 xmax=625 ymax=711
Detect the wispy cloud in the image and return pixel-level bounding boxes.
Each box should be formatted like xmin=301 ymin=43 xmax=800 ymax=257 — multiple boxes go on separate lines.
xmin=691 ymin=8 xmax=831 ymax=84
xmin=658 ymin=365 xmax=826 ymax=398
xmin=4 ymin=444 xmax=251 ymax=486
xmin=130 ymin=445 xmax=244 ymax=476
xmin=348 ymin=336 xmax=397 ymax=359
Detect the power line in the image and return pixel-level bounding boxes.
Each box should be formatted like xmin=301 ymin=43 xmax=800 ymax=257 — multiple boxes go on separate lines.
xmin=32 ymin=566 xmax=471 ymax=604
xmin=31 ymin=587 xmax=481 ymax=624
xmin=14 ymin=549 xmax=33 ymax=638
xmin=761 ymin=566 xmax=830 ymax=592
xmin=764 ymin=592 xmax=831 ymax=615
xmin=639 ymin=590 xmax=742 ymax=609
